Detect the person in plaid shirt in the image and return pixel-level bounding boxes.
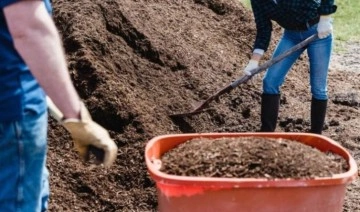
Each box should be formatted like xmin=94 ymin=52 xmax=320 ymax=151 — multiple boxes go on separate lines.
xmin=243 ymin=0 xmax=337 ymax=134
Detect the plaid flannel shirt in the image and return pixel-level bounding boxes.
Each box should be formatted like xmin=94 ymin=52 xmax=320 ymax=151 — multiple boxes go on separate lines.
xmin=250 ymin=0 xmax=337 ymax=52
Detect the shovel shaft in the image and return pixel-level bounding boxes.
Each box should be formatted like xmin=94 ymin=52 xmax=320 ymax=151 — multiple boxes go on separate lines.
xmin=46 ymin=96 xmax=64 ymax=121
xmin=231 ymin=33 xmax=318 ymax=88
xmin=171 ymin=33 xmax=319 ymax=117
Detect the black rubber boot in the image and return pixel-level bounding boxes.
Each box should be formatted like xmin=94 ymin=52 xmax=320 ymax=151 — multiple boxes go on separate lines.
xmin=260 ymin=94 xmax=280 ymax=132
xmin=310 ymin=98 xmax=327 ymax=134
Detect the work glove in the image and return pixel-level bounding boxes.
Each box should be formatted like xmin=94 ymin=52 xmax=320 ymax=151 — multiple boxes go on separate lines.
xmin=243 ymin=59 xmax=259 ymax=76
xmin=62 ymin=102 xmax=118 ymax=167
xmin=46 ymin=96 xmax=118 ymax=167
xmin=317 ymin=16 xmax=333 ymax=39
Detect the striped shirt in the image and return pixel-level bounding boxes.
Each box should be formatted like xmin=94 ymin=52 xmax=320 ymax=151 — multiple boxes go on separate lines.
xmin=250 ymin=0 xmax=337 ymax=52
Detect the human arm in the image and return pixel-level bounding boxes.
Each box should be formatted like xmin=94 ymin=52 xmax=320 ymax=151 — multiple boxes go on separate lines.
xmin=319 ymin=0 xmax=337 ymax=15
xmin=243 ymin=0 xmax=272 ymax=75
xmin=250 ymin=0 xmax=273 ymax=53
xmin=4 ymin=1 xmax=80 ymax=118
xmin=4 ymin=1 xmax=117 ymax=167
xmin=317 ymin=0 xmax=337 ymax=39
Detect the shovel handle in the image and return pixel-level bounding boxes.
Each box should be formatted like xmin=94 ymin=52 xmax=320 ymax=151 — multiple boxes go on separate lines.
xmin=230 ymin=33 xmax=319 ymax=88
xmin=46 ymin=96 xmax=64 ymax=122
xmin=169 ymin=34 xmax=319 ymax=117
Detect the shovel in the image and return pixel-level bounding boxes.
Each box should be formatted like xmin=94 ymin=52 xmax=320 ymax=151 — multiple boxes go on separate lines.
xmin=169 ymin=33 xmax=318 ymax=117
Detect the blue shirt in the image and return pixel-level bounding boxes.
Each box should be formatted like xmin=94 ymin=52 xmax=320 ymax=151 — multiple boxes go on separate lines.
xmin=0 ymin=0 xmax=52 ymax=121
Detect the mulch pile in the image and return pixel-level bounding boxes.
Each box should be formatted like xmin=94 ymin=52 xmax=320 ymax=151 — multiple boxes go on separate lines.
xmin=160 ymin=137 xmax=348 ymax=179
xmin=47 ymin=0 xmax=360 ymax=211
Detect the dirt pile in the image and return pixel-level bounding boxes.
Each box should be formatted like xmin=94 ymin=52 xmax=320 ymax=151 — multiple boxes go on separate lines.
xmin=160 ymin=137 xmax=348 ymax=178
xmin=48 ymin=0 xmax=360 ymax=211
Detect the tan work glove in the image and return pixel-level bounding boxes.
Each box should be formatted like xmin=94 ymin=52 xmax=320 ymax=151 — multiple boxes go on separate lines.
xmin=46 ymin=96 xmax=118 ymax=167
xmin=62 ymin=102 xmax=118 ymax=167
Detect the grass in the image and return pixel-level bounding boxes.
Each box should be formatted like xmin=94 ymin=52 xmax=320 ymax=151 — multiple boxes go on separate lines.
xmin=333 ymin=0 xmax=360 ymax=42
xmin=239 ymin=0 xmax=360 ymax=51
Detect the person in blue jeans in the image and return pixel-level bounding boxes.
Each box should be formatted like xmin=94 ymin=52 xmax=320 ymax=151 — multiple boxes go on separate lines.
xmin=0 ymin=1 xmax=118 ymax=211
xmin=243 ymin=0 xmax=337 ymax=134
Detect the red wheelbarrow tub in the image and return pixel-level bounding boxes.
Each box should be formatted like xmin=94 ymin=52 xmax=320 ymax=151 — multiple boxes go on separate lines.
xmin=145 ymin=133 xmax=358 ymax=212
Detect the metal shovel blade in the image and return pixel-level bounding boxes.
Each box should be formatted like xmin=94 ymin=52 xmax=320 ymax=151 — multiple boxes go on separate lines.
xmin=169 ymin=34 xmax=318 ymax=118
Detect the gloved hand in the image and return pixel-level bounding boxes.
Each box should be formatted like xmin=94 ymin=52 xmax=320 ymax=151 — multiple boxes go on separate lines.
xmin=317 ymin=15 xmax=333 ymax=39
xmin=62 ymin=102 xmax=118 ymax=167
xmin=243 ymin=59 xmax=259 ymax=76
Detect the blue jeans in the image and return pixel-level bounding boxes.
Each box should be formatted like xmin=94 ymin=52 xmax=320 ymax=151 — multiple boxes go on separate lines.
xmin=0 ymin=110 xmax=49 ymax=212
xmin=263 ymin=24 xmax=333 ymax=100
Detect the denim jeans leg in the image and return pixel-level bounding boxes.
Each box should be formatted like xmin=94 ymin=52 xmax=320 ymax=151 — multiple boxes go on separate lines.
xmin=0 ymin=122 xmax=19 ymax=210
xmin=307 ymin=34 xmax=332 ymax=100
xmin=0 ymin=110 xmax=49 ymax=212
xmin=40 ymin=167 xmax=50 ymax=212
xmin=263 ymin=32 xmax=305 ymax=94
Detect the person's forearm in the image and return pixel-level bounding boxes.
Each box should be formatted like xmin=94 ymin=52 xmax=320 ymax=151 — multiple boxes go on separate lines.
xmin=319 ymin=0 xmax=337 ymax=15
xmin=4 ymin=1 xmax=80 ymax=119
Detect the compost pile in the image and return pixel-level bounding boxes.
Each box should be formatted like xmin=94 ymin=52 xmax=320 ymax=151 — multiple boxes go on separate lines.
xmin=48 ymin=0 xmax=360 ymax=211
xmin=160 ymin=137 xmax=348 ymax=179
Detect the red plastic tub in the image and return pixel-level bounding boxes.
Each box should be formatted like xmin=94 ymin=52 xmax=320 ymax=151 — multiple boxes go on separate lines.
xmin=145 ymin=133 xmax=358 ymax=212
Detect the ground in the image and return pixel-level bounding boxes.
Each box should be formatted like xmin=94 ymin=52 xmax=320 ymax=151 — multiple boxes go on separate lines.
xmin=48 ymin=0 xmax=360 ymax=211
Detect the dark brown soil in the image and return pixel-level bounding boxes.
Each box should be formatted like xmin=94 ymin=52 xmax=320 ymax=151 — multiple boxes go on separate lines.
xmin=160 ymin=137 xmax=348 ymax=179
xmin=48 ymin=0 xmax=360 ymax=211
